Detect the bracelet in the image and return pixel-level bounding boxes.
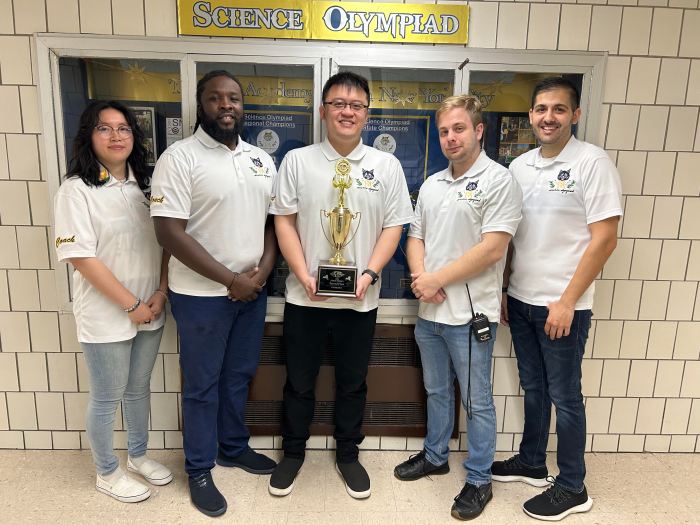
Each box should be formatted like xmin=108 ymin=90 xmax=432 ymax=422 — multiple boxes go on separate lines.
xmin=502 ymin=287 xmax=508 ymax=293
xmin=226 ymin=272 xmax=240 ymax=291
xmin=154 ymin=289 xmax=168 ymax=301
xmin=124 ymin=298 xmax=141 ymax=313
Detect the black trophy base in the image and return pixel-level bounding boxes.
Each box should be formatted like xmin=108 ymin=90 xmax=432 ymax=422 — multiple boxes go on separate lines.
xmin=316 ymin=263 xmax=358 ymax=297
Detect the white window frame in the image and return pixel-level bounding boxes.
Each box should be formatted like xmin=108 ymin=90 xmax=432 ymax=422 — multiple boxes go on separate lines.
xmin=35 ymin=35 xmax=606 ymax=321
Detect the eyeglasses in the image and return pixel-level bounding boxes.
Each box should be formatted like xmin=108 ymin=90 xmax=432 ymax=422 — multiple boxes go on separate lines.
xmin=323 ymin=100 xmax=369 ymax=112
xmin=94 ymin=125 xmax=133 ymax=138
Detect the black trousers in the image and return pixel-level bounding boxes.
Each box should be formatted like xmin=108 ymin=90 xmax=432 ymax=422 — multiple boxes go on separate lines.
xmin=281 ymin=302 xmax=377 ymax=462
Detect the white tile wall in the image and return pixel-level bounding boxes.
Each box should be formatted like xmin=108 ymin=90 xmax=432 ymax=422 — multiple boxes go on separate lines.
xmin=0 ymin=0 xmax=696 ymax=454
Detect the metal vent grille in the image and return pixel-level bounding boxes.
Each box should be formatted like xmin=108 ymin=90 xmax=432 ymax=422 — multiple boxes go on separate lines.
xmin=259 ymin=334 xmax=420 ymax=366
xmin=245 ymin=400 xmax=425 ymax=427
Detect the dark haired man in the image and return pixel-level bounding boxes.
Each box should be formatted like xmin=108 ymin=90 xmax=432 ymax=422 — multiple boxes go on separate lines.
xmin=150 ymin=70 xmax=278 ymax=517
xmin=492 ymin=77 xmax=622 ymax=521
xmin=268 ymin=71 xmax=413 ymax=498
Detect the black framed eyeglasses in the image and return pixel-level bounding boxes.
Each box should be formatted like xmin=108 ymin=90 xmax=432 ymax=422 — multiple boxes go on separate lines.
xmin=323 ymin=100 xmax=369 ymax=112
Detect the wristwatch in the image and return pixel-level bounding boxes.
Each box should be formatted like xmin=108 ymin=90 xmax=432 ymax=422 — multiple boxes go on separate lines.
xmin=362 ymin=269 xmax=379 ymax=285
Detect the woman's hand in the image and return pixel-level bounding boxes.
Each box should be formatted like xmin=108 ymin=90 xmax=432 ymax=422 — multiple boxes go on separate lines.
xmin=128 ymin=301 xmax=155 ymax=325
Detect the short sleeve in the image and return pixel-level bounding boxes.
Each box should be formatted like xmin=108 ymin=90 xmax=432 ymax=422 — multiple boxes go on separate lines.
xmin=53 ymin=183 xmax=97 ymax=261
xmin=408 ymin=186 xmax=424 ymax=240
xmin=150 ymin=151 xmax=192 ymax=219
xmin=382 ymin=157 xmax=414 ymax=228
xmin=582 ymin=155 xmax=623 ymax=224
xmin=269 ymin=152 xmax=299 ymax=215
xmin=481 ymin=172 xmax=523 ymax=236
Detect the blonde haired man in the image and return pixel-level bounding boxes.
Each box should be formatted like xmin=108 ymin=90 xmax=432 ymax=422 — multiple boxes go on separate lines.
xmin=394 ymin=95 xmax=522 ymax=520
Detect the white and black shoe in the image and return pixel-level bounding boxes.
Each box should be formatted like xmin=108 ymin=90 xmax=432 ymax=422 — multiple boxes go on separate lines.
xmin=96 ymin=467 xmax=151 ymax=503
xmin=336 ymin=460 xmax=371 ymax=499
xmin=523 ymin=481 xmax=593 ymax=521
xmin=127 ymin=456 xmax=173 ymax=486
xmin=491 ymin=454 xmax=549 ymax=487
xmin=268 ymin=456 xmax=304 ymax=497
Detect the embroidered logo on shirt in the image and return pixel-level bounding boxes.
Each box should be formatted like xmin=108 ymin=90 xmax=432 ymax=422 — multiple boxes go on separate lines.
xmin=457 ymin=180 xmax=484 ymax=204
xmin=250 ymin=157 xmax=271 ymax=178
xmin=354 ymin=169 xmax=380 ymax=192
xmin=55 ymin=235 xmax=76 ymax=249
xmin=98 ymin=168 xmax=109 ymax=182
xmin=150 ymin=195 xmax=165 ymax=204
xmin=548 ymin=170 xmax=576 ymax=193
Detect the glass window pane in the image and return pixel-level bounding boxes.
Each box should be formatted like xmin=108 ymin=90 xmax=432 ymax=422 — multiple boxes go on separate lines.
xmin=58 ymin=57 xmax=182 ymax=173
xmin=340 ymin=66 xmax=454 ymax=299
xmin=469 ymin=71 xmax=583 ymax=167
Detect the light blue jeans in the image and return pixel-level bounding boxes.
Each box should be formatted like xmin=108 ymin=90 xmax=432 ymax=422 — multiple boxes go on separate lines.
xmin=415 ymin=317 xmax=497 ymax=487
xmin=81 ymin=327 xmax=163 ymax=476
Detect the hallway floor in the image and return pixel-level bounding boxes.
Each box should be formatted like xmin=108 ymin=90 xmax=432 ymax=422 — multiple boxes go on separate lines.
xmin=0 ymin=449 xmax=698 ymax=524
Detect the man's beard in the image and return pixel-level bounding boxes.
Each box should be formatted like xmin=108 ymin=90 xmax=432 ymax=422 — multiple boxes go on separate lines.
xmin=199 ymin=112 xmax=245 ymax=144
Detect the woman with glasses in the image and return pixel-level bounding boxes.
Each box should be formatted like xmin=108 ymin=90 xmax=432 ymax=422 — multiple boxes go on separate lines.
xmin=53 ymin=100 xmax=172 ymax=503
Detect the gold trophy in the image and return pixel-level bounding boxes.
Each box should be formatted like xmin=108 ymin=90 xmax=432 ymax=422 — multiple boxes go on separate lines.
xmin=316 ymin=158 xmax=361 ymax=296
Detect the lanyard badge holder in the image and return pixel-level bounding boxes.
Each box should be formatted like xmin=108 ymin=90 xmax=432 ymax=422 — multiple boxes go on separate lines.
xmin=464 ymin=282 xmax=492 ymax=420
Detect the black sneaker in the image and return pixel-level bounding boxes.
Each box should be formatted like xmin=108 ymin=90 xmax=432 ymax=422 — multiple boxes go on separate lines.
xmin=188 ymin=471 xmax=227 ymax=517
xmin=336 ymin=460 xmax=371 ymax=499
xmin=523 ymin=483 xmax=593 ymax=521
xmin=491 ymin=454 xmax=549 ymax=487
xmin=451 ymin=481 xmax=493 ymax=520
xmin=394 ymin=450 xmax=450 ymax=481
xmin=216 ymin=447 xmax=277 ymax=474
xmin=268 ymin=456 xmax=304 ymax=497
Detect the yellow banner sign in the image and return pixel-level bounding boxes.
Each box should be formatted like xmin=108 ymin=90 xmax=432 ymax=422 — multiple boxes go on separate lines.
xmin=178 ymin=0 xmax=468 ymax=44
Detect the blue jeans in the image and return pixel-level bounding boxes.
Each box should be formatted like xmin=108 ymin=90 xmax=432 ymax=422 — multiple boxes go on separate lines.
xmin=415 ymin=317 xmax=497 ymax=487
xmin=82 ymin=327 xmax=164 ymax=476
xmin=507 ymin=296 xmax=592 ymax=492
xmin=169 ymin=290 xmax=267 ymax=477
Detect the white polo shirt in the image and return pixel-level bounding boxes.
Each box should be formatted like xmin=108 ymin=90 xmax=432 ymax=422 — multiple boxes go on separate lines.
xmin=508 ymin=136 xmax=623 ymax=310
xmin=270 ymin=139 xmax=413 ymax=312
xmin=150 ymin=128 xmax=276 ymax=296
xmin=54 ymin=170 xmax=164 ymax=343
xmin=409 ymin=151 xmax=522 ymax=325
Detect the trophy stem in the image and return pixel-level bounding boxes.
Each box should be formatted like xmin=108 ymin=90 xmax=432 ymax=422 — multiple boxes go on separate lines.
xmin=329 ymin=251 xmax=346 ymax=265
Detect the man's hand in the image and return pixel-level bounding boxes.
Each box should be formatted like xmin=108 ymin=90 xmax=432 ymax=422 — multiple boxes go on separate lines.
xmin=410 ymin=271 xmax=443 ymax=301
xmin=500 ymin=292 xmax=509 ymax=326
xmin=227 ymin=268 xmax=263 ymax=302
xmin=145 ymin=291 xmax=167 ymax=318
xmin=355 ymin=272 xmax=372 ymax=300
xmin=545 ymin=299 xmax=575 ymax=340
xmin=301 ymin=274 xmax=328 ymax=302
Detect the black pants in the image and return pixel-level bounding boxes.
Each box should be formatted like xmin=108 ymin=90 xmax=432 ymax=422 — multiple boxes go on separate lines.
xmin=281 ymin=302 xmax=377 ymax=463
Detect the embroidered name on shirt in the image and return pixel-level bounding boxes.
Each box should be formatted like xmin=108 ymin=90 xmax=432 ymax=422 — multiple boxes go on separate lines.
xmin=548 ymin=170 xmax=576 ymax=193
xmin=250 ymin=156 xmax=271 ymax=177
xmin=150 ymin=195 xmax=165 ymax=204
xmin=55 ymin=235 xmax=76 ymax=248
xmin=355 ymin=168 xmax=380 ymax=192
xmin=457 ymin=180 xmax=483 ymax=204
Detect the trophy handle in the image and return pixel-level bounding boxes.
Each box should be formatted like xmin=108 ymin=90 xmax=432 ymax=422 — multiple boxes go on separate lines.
xmin=320 ymin=209 xmax=334 ymax=247
xmin=342 ymin=211 xmax=362 ymax=248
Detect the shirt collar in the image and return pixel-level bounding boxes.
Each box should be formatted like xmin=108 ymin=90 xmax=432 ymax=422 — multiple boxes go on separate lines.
xmin=320 ymin=138 xmax=367 ymax=162
xmin=438 ymin=150 xmax=490 ymax=183
xmin=194 ymin=127 xmax=250 ymax=154
xmin=100 ymin=164 xmax=134 ymax=187
xmin=528 ymin=135 xmax=581 ymax=167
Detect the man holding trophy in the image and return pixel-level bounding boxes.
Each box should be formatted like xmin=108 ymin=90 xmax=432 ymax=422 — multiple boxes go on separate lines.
xmin=269 ymin=72 xmax=413 ymax=499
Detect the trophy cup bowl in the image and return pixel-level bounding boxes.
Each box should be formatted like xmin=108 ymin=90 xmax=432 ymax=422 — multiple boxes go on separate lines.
xmin=317 ymin=206 xmax=361 ymax=296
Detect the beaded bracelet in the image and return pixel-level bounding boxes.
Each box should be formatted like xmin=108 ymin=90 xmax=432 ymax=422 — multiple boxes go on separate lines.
xmin=124 ymin=298 xmax=141 ymax=313
xmin=227 ymin=272 xmax=240 ymax=291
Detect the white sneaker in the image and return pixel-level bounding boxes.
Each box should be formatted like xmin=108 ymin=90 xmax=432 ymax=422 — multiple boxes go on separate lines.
xmin=127 ymin=456 xmax=174 ymax=486
xmin=96 ymin=467 xmax=151 ymax=503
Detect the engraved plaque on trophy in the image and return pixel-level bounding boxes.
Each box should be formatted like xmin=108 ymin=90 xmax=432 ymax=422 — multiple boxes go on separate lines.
xmin=316 ymin=158 xmax=361 ymax=297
